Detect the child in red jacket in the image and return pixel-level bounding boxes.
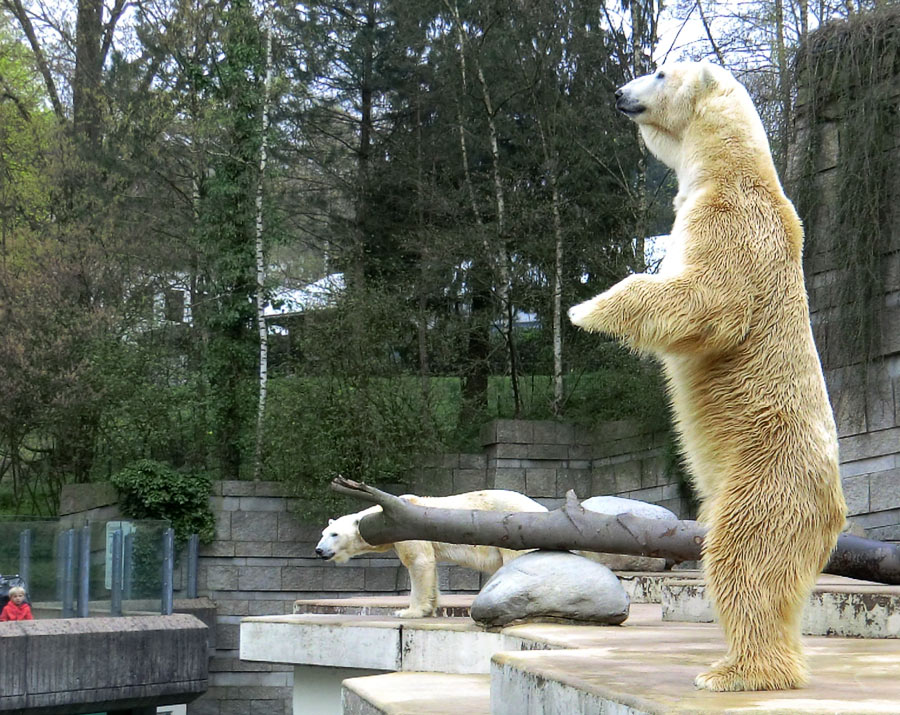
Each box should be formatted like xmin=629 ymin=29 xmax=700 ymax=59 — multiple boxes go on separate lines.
xmin=1 ymin=586 xmax=33 ymax=621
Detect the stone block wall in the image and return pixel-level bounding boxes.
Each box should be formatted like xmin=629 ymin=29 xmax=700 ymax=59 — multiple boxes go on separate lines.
xmin=404 ymin=419 xmax=689 ymax=518
xmin=793 ymin=25 xmax=900 ymax=542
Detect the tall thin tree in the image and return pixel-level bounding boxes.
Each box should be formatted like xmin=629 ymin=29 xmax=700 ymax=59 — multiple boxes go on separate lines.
xmin=253 ymin=6 xmax=274 ymax=481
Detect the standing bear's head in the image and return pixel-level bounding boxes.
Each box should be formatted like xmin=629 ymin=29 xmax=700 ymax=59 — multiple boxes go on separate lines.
xmin=614 ymin=62 xmax=770 ymax=175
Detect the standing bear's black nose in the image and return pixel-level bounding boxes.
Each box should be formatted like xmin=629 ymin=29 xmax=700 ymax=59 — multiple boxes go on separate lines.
xmin=615 ymin=88 xmax=623 ymax=99
xmin=315 ymin=547 xmax=324 ymax=557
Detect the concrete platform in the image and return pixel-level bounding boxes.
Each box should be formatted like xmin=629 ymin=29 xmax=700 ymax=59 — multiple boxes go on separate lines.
xmin=0 ymin=614 xmax=208 ymax=714
xmin=241 ymin=611 xmax=542 ymax=674
xmin=342 ymin=673 xmax=490 ymax=715
xmin=492 ymin=619 xmax=900 ymax=714
xmin=242 ymin=602 xmax=900 ymax=713
xmin=243 ymin=574 xmax=900 ymax=714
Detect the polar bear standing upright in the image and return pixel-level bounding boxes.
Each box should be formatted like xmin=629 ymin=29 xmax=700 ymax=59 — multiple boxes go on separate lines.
xmin=569 ymin=62 xmax=846 ymax=692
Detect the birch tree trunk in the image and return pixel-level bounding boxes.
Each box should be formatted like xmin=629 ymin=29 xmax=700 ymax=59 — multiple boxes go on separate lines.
xmin=535 ymin=118 xmax=565 ymax=416
xmin=331 ymin=477 xmax=900 ymax=586
xmin=252 ymin=10 xmax=274 ymax=481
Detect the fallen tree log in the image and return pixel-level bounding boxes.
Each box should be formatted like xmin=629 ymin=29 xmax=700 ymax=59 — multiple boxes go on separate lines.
xmin=331 ymin=476 xmax=900 ymax=585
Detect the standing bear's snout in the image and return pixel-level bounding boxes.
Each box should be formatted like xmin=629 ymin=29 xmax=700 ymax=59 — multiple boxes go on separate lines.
xmin=614 ymin=84 xmax=644 ymax=118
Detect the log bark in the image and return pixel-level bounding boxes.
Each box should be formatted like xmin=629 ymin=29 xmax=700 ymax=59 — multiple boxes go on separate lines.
xmin=331 ymin=477 xmax=900 ymax=586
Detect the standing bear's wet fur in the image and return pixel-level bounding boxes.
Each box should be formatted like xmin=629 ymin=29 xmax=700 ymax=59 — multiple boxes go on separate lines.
xmin=569 ymin=62 xmax=846 ymax=692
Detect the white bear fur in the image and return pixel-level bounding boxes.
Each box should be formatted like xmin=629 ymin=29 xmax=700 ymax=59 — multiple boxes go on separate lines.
xmin=316 ymin=490 xmax=548 ymax=617
xmin=569 ymin=62 xmax=845 ymax=692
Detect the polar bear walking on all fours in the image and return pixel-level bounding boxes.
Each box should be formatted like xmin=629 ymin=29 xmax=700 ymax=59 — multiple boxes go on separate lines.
xmin=315 ymin=490 xmax=547 ymax=618
xmin=569 ymin=62 xmax=846 ymax=692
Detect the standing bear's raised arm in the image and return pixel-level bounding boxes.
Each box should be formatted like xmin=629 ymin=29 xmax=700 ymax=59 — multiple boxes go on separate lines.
xmin=568 ymin=270 xmax=752 ymax=356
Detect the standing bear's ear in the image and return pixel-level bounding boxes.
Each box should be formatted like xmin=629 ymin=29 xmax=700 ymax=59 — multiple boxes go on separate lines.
xmin=697 ymin=61 xmax=720 ymax=90
xmin=328 ymin=518 xmax=335 ymax=525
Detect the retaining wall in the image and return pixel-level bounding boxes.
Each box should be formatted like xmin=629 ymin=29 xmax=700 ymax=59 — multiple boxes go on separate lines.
xmin=793 ymin=28 xmax=900 ymax=542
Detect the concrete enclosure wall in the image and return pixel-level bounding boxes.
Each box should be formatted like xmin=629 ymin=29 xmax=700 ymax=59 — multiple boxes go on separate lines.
xmin=0 ymin=614 xmax=208 ymax=714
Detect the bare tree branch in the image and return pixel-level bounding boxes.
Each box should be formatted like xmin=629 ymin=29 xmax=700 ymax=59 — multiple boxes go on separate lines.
xmin=697 ymin=0 xmax=726 ymax=65
xmin=3 ymin=0 xmax=64 ymax=118
xmin=101 ymin=0 xmax=129 ymax=66
xmin=332 ymin=476 xmax=706 ymax=561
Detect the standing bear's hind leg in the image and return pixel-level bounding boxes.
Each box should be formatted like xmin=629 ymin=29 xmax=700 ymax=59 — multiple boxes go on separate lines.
xmin=696 ymin=494 xmax=843 ymax=692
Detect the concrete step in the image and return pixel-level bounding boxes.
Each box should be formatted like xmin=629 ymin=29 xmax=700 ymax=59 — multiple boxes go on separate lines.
xmin=342 ymin=672 xmax=490 ymax=715
xmin=661 ymin=576 xmax=900 ymax=638
xmin=491 ymin=621 xmax=900 ymax=714
xmin=243 ymin=598 xmax=900 ymax=714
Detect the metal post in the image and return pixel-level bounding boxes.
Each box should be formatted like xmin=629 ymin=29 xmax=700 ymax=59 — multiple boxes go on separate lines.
xmin=62 ymin=529 xmax=76 ymax=618
xmin=77 ymin=524 xmax=91 ymax=618
xmin=110 ymin=529 xmax=123 ymax=616
xmin=123 ymin=531 xmax=134 ymax=600
xmin=161 ymin=527 xmax=174 ymax=615
xmin=55 ymin=531 xmax=65 ymax=603
xmin=19 ymin=528 xmax=31 ymax=596
xmin=187 ymin=533 xmax=199 ymax=599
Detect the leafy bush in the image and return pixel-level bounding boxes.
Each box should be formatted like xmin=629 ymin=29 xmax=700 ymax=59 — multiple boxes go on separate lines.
xmin=262 ymin=374 xmax=449 ymax=518
xmin=110 ymin=459 xmax=216 ymax=545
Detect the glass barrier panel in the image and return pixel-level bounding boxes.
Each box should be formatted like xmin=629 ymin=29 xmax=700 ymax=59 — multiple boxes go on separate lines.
xmin=0 ymin=517 xmax=171 ymax=619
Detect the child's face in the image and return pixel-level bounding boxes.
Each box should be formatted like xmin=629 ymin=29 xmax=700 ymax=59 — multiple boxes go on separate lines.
xmin=11 ymin=592 xmax=25 ymax=605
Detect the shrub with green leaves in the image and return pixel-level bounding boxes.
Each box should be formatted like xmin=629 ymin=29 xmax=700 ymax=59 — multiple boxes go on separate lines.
xmin=111 ymin=459 xmax=216 ymax=545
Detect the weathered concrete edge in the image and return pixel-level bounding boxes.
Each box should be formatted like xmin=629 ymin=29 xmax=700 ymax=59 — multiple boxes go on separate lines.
xmin=661 ymin=581 xmax=900 ymax=637
xmin=0 ymin=614 xmax=209 ymax=714
xmin=491 ymin=657 xmax=655 ymax=715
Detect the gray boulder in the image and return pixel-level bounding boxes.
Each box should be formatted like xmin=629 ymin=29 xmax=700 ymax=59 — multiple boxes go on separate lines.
xmin=579 ymin=496 xmax=678 ymax=572
xmin=470 ymin=550 xmax=629 ymax=627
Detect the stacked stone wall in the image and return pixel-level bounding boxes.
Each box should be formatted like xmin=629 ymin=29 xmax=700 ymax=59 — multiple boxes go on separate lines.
xmin=794 ymin=40 xmax=900 ymax=542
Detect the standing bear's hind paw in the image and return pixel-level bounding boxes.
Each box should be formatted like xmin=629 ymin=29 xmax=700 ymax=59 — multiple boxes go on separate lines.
xmin=694 ymin=659 xmax=806 ymax=692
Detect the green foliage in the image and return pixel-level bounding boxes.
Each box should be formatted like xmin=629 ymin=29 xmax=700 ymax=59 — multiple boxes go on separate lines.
xmin=130 ymin=527 xmax=165 ymax=599
xmin=111 ymin=460 xmax=215 ymax=545
xmin=0 ymin=0 xmax=678 ymax=518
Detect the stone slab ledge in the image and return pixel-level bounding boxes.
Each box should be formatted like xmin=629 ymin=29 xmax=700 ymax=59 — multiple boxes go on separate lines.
xmin=342 ymin=672 xmax=490 ymax=715
xmin=491 ymin=625 xmax=900 ymax=714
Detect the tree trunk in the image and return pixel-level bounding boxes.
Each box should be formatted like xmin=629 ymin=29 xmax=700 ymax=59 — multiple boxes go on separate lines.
xmin=774 ymin=0 xmax=791 ymax=176
xmin=74 ymin=0 xmax=104 ymax=151
xmin=3 ymin=0 xmax=64 ymax=118
xmin=331 ymin=477 xmax=900 ymax=586
xmin=348 ymin=0 xmax=375 ymax=297
xmin=253 ymin=11 xmax=274 ymax=481
xmin=535 ymin=118 xmax=565 ymax=416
